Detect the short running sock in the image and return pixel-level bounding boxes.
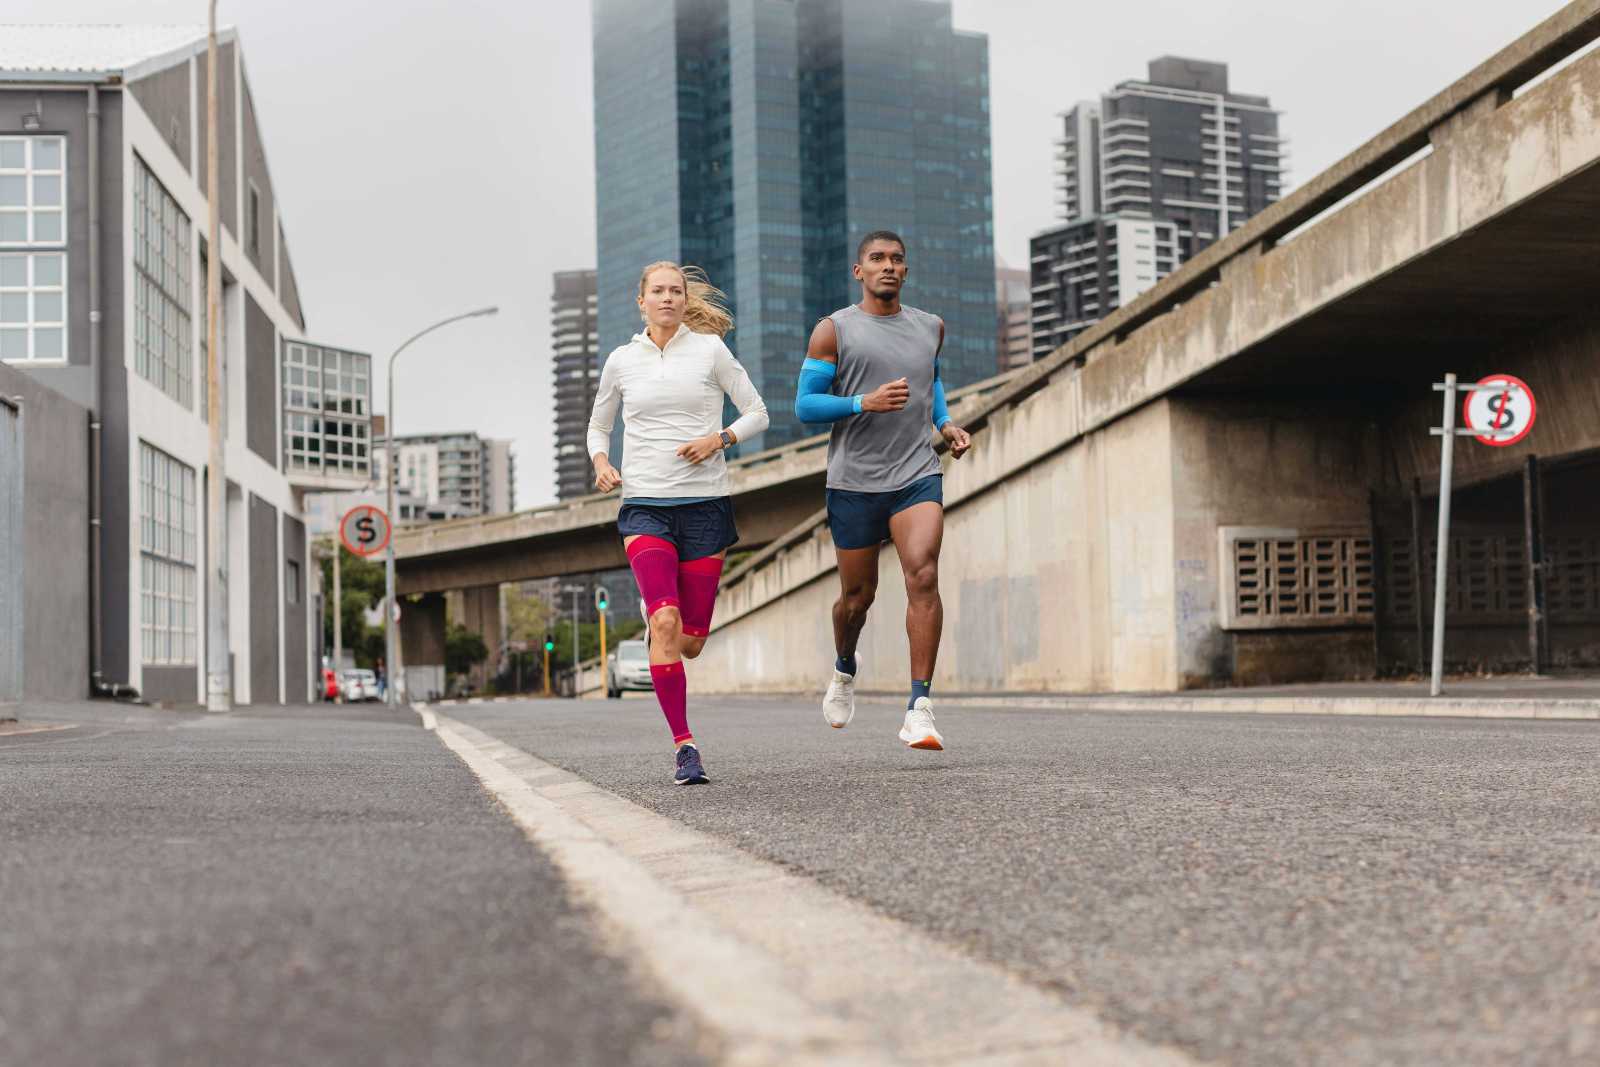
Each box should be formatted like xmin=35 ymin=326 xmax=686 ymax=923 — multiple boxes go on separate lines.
xmin=650 ymin=661 xmax=691 ymax=744
xmin=836 ymin=653 xmax=857 ymax=677
xmin=909 ymin=679 xmax=931 ymax=709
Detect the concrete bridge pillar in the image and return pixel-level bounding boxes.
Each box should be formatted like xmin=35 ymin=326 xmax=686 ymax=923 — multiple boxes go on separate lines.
xmin=400 ymin=592 xmax=446 ymax=700
xmin=455 ymin=585 xmax=503 ymax=692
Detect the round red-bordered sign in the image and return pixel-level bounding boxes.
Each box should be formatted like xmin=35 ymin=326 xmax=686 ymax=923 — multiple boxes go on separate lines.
xmin=339 ymin=505 xmax=392 ymax=557
xmin=1462 ymin=374 xmax=1536 ymax=447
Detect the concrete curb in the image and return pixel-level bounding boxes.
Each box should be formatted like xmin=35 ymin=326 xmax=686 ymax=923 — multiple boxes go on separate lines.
xmin=888 ymin=694 xmax=1600 ymax=721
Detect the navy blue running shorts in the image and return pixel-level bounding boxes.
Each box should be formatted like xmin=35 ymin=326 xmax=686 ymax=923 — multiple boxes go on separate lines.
xmin=825 ymin=474 xmax=943 ymax=550
xmin=616 ymin=497 xmax=740 ymax=561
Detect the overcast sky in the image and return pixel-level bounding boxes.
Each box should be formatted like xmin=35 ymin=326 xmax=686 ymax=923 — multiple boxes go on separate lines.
xmin=9 ymin=0 xmax=1571 ymax=506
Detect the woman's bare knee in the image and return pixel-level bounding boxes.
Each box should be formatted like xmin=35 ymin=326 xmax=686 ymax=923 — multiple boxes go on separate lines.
xmin=649 ymin=606 xmax=683 ymax=644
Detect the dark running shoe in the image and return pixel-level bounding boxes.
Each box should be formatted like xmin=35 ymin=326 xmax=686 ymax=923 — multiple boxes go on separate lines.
xmin=674 ymin=744 xmax=710 ymax=786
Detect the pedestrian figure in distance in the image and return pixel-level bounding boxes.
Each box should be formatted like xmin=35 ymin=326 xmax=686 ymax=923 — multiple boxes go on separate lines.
xmin=794 ymin=231 xmax=973 ymax=750
xmin=588 ymin=262 xmax=770 ymax=785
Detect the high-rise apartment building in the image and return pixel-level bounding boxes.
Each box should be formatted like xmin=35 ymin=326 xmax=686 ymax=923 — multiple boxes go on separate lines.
xmin=995 ymin=265 xmax=1031 ymax=373
xmin=371 ymin=431 xmax=515 ymax=523
xmin=1031 ymin=57 xmax=1284 ymax=359
xmin=593 ymin=0 xmax=995 ymax=453
xmin=551 ymin=269 xmax=600 ymax=500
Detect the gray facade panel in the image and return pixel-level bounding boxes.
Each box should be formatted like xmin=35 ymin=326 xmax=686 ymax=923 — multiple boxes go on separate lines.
xmin=141 ymin=665 xmax=197 ymax=705
xmin=128 ymin=59 xmax=192 ymax=175
xmin=193 ymin=42 xmax=238 ymax=241
xmin=277 ymin=224 xmax=304 ymax=329
xmin=249 ymin=493 xmax=279 ymax=704
xmin=0 ymin=361 xmax=91 ymax=702
xmin=240 ymin=76 xmax=276 ymax=283
xmin=282 ymin=514 xmax=307 ymax=703
xmin=244 ymin=291 xmax=276 ymax=465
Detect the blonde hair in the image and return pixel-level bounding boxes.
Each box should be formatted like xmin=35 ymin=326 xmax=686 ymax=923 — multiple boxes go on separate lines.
xmin=638 ymin=261 xmax=734 ymax=338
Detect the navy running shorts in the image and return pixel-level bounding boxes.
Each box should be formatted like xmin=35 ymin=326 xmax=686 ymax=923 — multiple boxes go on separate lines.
xmin=825 ymin=474 xmax=943 ymax=550
xmin=616 ymin=497 xmax=740 ymax=561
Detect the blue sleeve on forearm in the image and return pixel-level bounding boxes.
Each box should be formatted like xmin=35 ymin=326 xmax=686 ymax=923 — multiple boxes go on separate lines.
xmin=794 ymin=358 xmax=861 ymax=423
xmin=931 ymin=362 xmax=952 ymax=428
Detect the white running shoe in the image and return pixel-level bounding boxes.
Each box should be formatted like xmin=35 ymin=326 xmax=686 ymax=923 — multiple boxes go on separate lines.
xmin=898 ymin=697 xmax=944 ymax=751
xmin=822 ymin=658 xmax=858 ymax=729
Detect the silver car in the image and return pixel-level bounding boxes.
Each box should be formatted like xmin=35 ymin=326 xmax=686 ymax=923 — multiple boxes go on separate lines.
xmin=340 ymin=668 xmax=379 ymax=702
xmin=606 ymin=640 xmax=653 ymax=699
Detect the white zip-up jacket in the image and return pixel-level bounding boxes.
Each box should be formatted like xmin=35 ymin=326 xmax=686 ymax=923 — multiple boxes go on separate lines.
xmin=586 ymin=324 xmax=769 ymax=499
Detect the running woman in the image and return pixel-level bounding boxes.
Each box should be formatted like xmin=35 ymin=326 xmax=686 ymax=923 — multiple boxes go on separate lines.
xmin=793 ymin=231 xmax=972 ymax=750
xmin=588 ymin=262 xmax=769 ymax=785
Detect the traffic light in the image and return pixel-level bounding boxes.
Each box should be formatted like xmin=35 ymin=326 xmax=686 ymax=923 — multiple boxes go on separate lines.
xmin=543 ymin=633 xmax=554 ymax=653
xmin=597 ymin=590 xmax=609 ymax=611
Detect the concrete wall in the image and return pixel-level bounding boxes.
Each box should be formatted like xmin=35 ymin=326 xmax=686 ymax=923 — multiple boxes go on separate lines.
xmin=249 ymin=493 xmax=279 ymax=703
xmin=689 ymin=396 xmax=1183 ymax=695
xmin=0 ymin=364 xmax=91 ymax=702
xmin=1168 ymin=396 xmax=1385 ymax=686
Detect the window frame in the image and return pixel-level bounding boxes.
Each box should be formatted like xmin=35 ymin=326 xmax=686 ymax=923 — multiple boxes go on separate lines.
xmin=138 ymin=442 xmax=199 ymax=667
xmin=131 ymin=154 xmax=194 ymax=408
xmin=0 ymin=250 xmax=67 ymax=364
xmin=0 ymin=135 xmax=67 ymax=249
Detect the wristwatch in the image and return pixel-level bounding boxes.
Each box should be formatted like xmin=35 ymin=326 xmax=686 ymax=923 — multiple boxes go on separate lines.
xmin=719 ymin=430 xmax=734 ymax=450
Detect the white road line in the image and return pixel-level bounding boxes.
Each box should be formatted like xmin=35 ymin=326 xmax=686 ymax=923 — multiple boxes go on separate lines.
xmin=421 ymin=705 xmax=1197 ymax=1067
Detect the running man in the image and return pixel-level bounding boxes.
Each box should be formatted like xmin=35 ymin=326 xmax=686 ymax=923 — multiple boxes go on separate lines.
xmin=589 ymin=261 xmax=769 ymax=785
xmin=793 ymin=231 xmax=972 ymax=750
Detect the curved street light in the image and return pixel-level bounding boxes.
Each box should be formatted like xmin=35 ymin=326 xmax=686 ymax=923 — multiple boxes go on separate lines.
xmin=383 ymin=305 xmax=499 ymax=705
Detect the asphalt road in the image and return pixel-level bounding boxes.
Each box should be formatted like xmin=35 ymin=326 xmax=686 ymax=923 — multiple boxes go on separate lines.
xmin=0 ymin=701 xmax=711 ymax=1067
xmin=454 ymin=695 xmax=1600 ymax=1067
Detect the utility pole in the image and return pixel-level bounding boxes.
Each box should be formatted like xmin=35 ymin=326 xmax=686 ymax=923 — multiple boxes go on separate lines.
xmin=331 ymin=539 xmax=342 ymax=702
xmin=203 ymin=0 xmax=230 ymax=712
xmin=381 ymin=306 xmax=498 ymax=706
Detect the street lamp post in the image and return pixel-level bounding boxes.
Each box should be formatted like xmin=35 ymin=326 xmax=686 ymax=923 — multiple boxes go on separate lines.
xmin=382 ymin=306 xmax=499 ymax=706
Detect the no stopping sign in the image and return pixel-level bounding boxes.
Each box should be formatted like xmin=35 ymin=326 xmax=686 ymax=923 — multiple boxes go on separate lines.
xmin=1463 ymin=374 xmax=1536 ymax=447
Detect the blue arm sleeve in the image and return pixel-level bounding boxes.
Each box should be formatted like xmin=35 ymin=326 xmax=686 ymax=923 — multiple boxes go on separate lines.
xmin=794 ymin=358 xmax=863 ymax=423
xmin=931 ymin=361 xmax=952 ymax=429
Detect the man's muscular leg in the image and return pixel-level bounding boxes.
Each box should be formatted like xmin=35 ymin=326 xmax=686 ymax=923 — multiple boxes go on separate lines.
xmin=888 ymin=502 xmax=944 ymax=684
xmin=832 ymin=545 xmax=881 ymax=671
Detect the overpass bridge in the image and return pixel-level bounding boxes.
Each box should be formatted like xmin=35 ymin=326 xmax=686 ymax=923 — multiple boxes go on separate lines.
xmin=403 ymin=1 xmax=1600 ymax=694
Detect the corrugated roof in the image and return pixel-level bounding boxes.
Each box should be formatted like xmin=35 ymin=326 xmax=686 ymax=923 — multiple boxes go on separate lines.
xmin=0 ymin=25 xmax=213 ymax=76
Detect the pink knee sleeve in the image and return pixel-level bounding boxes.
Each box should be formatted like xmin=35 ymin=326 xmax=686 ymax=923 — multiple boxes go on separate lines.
xmin=678 ymin=555 xmax=724 ymax=638
xmin=626 ymin=535 xmax=681 ymax=617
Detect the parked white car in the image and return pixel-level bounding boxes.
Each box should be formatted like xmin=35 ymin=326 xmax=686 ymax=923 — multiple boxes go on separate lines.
xmin=606 ymin=640 xmax=653 ymax=699
xmin=340 ymin=669 xmax=379 ymax=702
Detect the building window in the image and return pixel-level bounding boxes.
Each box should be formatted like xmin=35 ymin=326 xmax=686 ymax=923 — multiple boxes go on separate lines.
xmin=286 ymin=558 xmax=301 ymax=605
xmin=247 ymin=183 xmax=261 ymax=259
xmin=139 ymin=442 xmax=198 ymax=666
xmin=132 ymin=156 xmax=194 ymax=407
xmin=0 ymin=252 xmax=66 ymax=362
xmin=0 ymin=136 xmax=65 ymax=246
xmin=282 ymin=341 xmax=372 ymax=477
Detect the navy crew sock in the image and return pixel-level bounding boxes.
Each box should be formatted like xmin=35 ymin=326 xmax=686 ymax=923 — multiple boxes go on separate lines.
xmin=836 ymin=653 xmax=857 ymax=677
xmin=909 ymin=679 xmax=931 ymax=709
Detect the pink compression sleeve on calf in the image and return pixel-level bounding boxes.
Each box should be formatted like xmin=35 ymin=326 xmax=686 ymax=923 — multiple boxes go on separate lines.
xmin=677 ymin=555 xmax=725 ymax=638
xmin=650 ymin=661 xmax=691 ymax=744
xmin=626 ymin=535 xmax=680 ymax=618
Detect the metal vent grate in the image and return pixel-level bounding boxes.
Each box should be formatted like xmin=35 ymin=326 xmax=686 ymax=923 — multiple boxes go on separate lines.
xmin=1221 ymin=527 xmax=1374 ymax=630
xmin=1382 ymin=532 xmax=1600 ymax=624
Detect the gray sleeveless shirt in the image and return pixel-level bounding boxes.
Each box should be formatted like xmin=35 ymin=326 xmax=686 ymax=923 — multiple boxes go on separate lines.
xmin=825 ymin=303 xmax=943 ymax=492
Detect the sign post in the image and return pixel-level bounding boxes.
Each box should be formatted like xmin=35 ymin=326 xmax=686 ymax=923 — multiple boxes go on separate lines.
xmin=1428 ymin=374 xmax=1537 ymax=695
xmin=332 ymin=537 xmax=342 ymax=702
xmin=595 ymin=586 xmax=610 ymax=690
xmin=339 ymin=505 xmax=391 ymax=700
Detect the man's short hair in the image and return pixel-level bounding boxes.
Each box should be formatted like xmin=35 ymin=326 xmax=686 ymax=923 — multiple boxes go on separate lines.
xmin=856 ymin=230 xmax=906 ymax=262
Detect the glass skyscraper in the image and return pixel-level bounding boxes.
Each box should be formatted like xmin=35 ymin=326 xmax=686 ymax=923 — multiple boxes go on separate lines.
xmin=593 ymin=0 xmax=994 ymax=454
